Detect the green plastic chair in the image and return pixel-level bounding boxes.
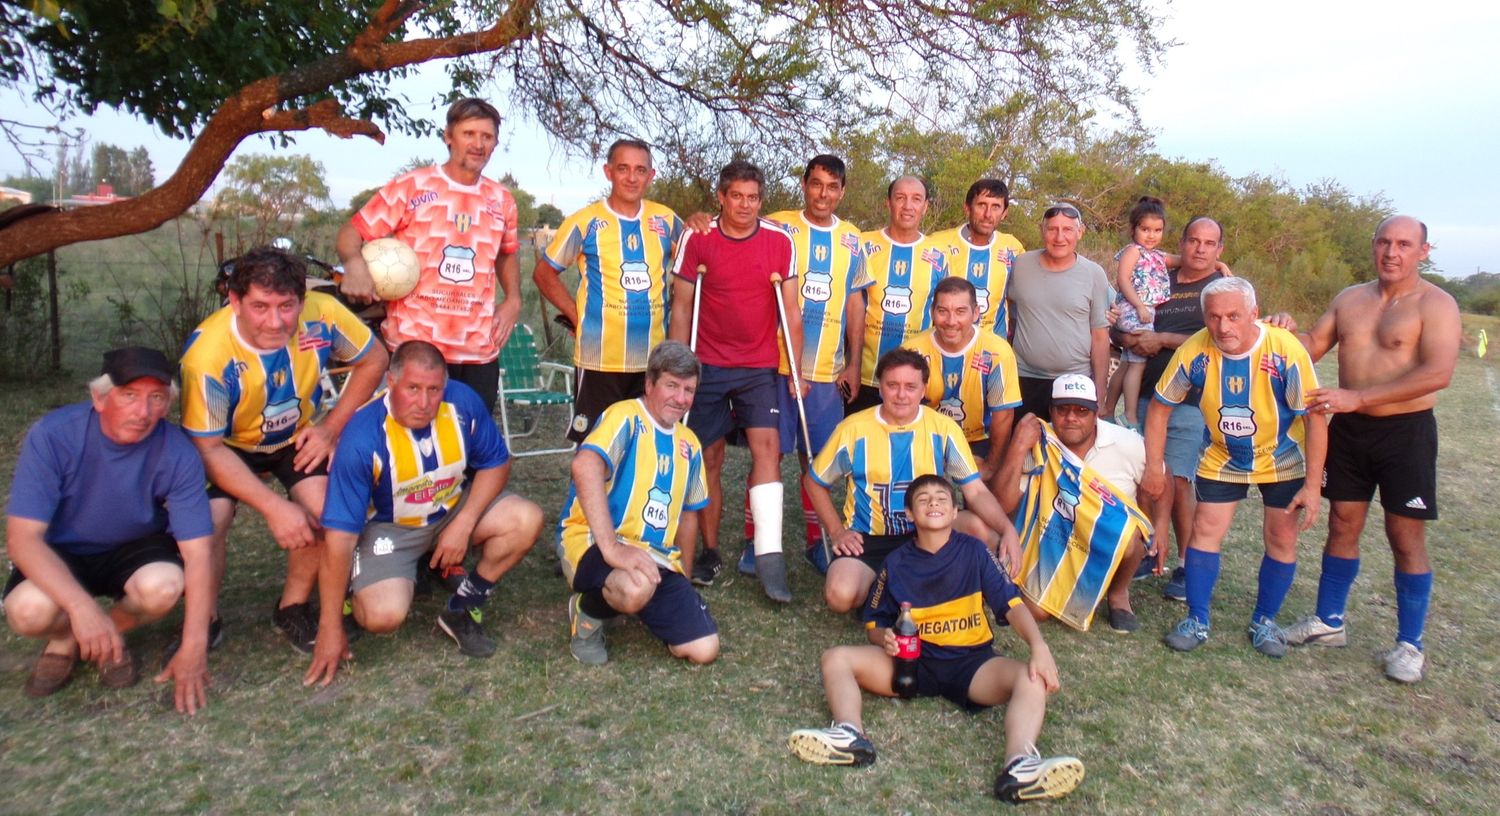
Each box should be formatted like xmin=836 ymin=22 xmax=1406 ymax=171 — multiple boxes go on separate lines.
xmin=496 ymin=323 xmax=575 ymax=457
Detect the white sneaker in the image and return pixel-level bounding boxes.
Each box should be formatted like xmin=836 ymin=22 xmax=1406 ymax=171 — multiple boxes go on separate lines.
xmin=1383 ymin=642 xmax=1425 ymax=684
xmin=994 ymin=745 xmax=1085 ymax=802
xmin=1284 ymin=615 xmax=1347 ymax=647
xmin=787 ymin=723 xmax=877 ymax=767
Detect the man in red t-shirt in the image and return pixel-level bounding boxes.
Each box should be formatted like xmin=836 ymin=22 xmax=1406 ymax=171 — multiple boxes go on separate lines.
xmin=668 ymin=160 xmax=802 ymax=602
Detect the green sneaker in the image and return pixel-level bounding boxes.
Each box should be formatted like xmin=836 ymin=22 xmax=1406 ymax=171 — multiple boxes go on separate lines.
xmin=568 ymin=593 xmax=608 ymax=665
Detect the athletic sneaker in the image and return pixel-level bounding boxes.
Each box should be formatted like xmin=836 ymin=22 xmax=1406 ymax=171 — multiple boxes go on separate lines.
xmin=787 ymin=723 xmax=877 ymax=767
xmin=160 ymin=616 xmax=225 ymax=669
xmin=994 ymin=745 xmax=1084 ymax=803
xmin=691 ymin=548 xmax=723 ymax=587
xmin=1284 ymin=615 xmax=1347 ymax=647
xmin=437 ymin=608 xmax=496 ymax=658
xmin=272 ymin=602 xmax=317 ymax=654
xmin=1163 ymin=616 xmax=1209 ymax=652
xmin=1131 ymin=557 xmax=1155 ymax=582
xmin=1246 ymin=616 xmax=1288 ymax=658
xmin=737 ymin=541 xmax=756 ymax=576
xmin=1383 ymin=642 xmax=1425 ymax=684
xmin=567 ymin=593 xmax=608 ymax=665
xmin=804 ymin=542 xmax=830 ymax=576
xmin=1162 ymin=566 xmax=1187 ymax=602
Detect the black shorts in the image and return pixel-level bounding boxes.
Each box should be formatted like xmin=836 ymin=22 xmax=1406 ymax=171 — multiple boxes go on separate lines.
xmin=571 ymin=546 xmax=718 ymax=647
xmin=845 ymin=384 xmax=882 ymax=416
xmin=686 ymin=364 xmax=780 ymax=446
xmin=569 ymin=369 xmax=646 ymax=443
xmin=448 ymin=360 xmax=499 ymax=415
xmin=1324 ymin=409 xmax=1438 ymax=520
xmin=833 ymin=534 xmax=911 ymax=573
xmin=206 ymin=443 xmax=328 ymax=500
xmin=1018 ymin=376 xmax=1056 ymax=422
xmin=915 ymin=650 xmax=999 ymax=711
xmin=4 ymin=533 xmax=183 ymax=600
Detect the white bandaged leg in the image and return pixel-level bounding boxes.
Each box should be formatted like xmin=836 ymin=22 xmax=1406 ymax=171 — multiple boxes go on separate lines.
xmin=749 ymin=482 xmax=784 ymax=556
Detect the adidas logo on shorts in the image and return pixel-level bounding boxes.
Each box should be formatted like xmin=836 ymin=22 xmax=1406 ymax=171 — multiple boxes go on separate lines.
xmin=1405 ymin=497 xmax=1428 ymax=510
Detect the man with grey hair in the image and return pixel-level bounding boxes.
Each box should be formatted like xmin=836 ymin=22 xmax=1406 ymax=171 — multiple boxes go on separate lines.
xmin=1008 ymin=204 xmax=1113 ymax=420
xmin=1278 ymin=215 xmax=1460 ymax=684
xmin=556 ymin=340 xmax=720 ymax=666
xmin=1143 ymin=277 xmax=1326 ymax=658
xmin=5 ymin=347 xmax=215 ymax=713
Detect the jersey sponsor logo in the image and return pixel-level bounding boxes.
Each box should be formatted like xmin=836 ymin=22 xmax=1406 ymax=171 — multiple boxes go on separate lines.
xmin=840 ymin=233 xmax=860 ymax=253
xmin=882 ymin=285 xmax=913 ymax=315
xmin=400 ymin=475 xmax=459 ymax=505
xmin=921 ymin=248 xmax=945 ymax=269
xmin=1259 ymin=352 xmax=1284 ymax=380
xmin=916 ymin=613 xmax=985 ymax=637
xmin=802 ymin=270 xmax=833 ymax=303
xmin=408 ymin=191 xmax=438 ymax=210
xmin=648 ymin=216 xmax=670 ymax=238
xmin=970 ymin=351 xmax=994 ymax=375
xmin=1218 ymin=405 xmax=1256 ymax=438
xmin=1086 ymin=477 xmax=1118 ymax=507
xmin=620 ymin=260 xmax=652 ymax=292
xmin=586 ymin=217 xmax=608 ymax=237
xmin=678 ymin=439 xmax=693 ymax=460
xmin=484 ymin=198 xmax=507 ymax=224
xmin=864 ymin=241 xmax=883 ymax=257
xmin=439 ymin=245 xmax=477 ymax=283
xmin=643 ymin=486 xmax=671 ymax=529
xmin=262 ymin=398 xmax=302 ymax=436
xmin=1226 ymin=375 xmax=1246 ymax=395
xmin=297 ymin=329 xmax=331 ymax=352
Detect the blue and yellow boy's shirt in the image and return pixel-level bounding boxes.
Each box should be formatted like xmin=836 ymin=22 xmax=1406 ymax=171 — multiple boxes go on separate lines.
xmin=1155 ymin=324 xmax=1318 ymax=483
xmin=810 ymin=406 xmax=978 ymax=536
xmin=322 ymin=381 xmax=508 ymax=532
xmin=180 ymin=292 xmax=374 ymax=453
xmin=558 ymin=399 xmax=709 ymax=575
xmin=1014 ymin=423 xmax=1152 ymax=631
xmin=767 ymin=210 xmax=872 ymax=382
xmin=904 ymin=329 xmax=1022 ymax=443
xmin=859 ymin=229 xmax=950 ymax=387
xmin=864 ymin=531 xmax=1022 ymax=660
xmin=544 ymin=200 xmax=684 ymax=373
xmin=931 ymin=226 xmax=1024 ymax=338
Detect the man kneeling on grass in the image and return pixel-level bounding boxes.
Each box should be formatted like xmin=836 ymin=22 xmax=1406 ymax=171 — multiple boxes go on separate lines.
xmin=787 ymin=474 xmax=1083 ymax=804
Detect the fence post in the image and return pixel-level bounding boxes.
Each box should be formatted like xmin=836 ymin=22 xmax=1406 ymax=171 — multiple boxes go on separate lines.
xmin=47 ymin=248 xmax=60 ymax=372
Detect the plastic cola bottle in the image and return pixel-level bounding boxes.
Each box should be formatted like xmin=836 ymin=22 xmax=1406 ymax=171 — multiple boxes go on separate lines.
xmin=893 ymin=602 xmax=920 ymax=699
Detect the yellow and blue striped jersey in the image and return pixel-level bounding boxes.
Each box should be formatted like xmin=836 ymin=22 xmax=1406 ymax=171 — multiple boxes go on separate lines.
xmin=810 ymin=406 xmax=978 ymax=536
xmin=180 ymin=292 xmax=375 ymax=453
xmin=1155 ymin=324 xmax=1318 ymax=483
xmin=767 ymin=210 xmax=872 ymax=382
xmin=1014 ymin=423 xmax=1153 ymax=631
xmin=931 ymin=226 xmax=1024 ymax=338
xmin=904 ymin=328 xmax=1022 ymax=443
xmin=322 ymin=381 xmax=508 ymax=532
xmin=544 ymin=200 xmax=684 ymax=373
xmin=859 ymin=229 xmax=950 ymax=386
xmin=863 ymin=531 xmax=1022 ymax=659
xmin=558 ymin=399 xmax=709 ymax=575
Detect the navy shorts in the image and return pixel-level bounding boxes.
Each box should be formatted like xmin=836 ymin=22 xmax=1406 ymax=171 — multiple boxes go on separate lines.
xmin=833 ymin=533 xmax=911 ymax=573
xmin=5 ymin=533 xmax=183 ymax=601
xmin=571 ymin=546 xmax=718 ymax=647
xmin=778 ymin=379 xmax=843 ymax=457
xmin=207 ymin=443 xmax=328 ymax=500
xmin=1323 ymin=410 xmax=1438 ymax=520
xmin=915 ymin=650 xmax=999 ymax=711
xmin=1195 ymin=476 xmax=1303 ymax=509
xmin=686 ymin=364 xmax=780 ymax=446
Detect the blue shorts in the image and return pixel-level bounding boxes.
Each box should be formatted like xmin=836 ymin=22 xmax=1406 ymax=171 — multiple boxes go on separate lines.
xmin=778 ymin=379 xmax=843 ymax=457
xmin=1195 ymin=476 xmax=1303 ymax=509
xmin=1141 ymin=398 xmax=1207 ymax=484
xmin=571 ymin=546 xmax=718 ymax=647
xmin=687 ymin=364 xmax=780 ymax=446
xmin=915 ymin=650 xmax=999 ymax=711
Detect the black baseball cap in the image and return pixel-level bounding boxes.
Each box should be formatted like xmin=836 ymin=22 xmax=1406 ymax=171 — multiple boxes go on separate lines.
xmin=101 ymin=346 xmax=176 ymax=385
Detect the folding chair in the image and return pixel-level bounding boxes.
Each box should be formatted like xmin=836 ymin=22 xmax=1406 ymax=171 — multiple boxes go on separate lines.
xmin=496 ymin=323 xmax=576 ymax=457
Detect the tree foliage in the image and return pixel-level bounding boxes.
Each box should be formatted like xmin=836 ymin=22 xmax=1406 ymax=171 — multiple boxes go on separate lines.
xmin=211 ymin=153 xmax=332 ymax=249
xmin=0 ymin=0 xmax=1167 ymax=267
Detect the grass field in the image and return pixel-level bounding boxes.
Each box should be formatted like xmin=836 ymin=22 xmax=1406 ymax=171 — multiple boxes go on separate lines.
xmin=1 ymin=273 xmax=1498 ymax=812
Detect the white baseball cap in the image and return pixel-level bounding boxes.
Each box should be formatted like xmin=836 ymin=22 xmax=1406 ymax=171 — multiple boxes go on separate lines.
xmin=1051 ymin=374 xmax=1098 ymax=411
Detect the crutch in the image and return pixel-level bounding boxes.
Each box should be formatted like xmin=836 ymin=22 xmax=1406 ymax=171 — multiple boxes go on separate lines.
xmin=771 ymin=273 xmax=832 ymax=567
xmin=685 ymin=263 xmax=706 ymax=424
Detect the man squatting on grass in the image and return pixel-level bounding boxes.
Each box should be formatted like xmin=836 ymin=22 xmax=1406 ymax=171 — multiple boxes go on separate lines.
xmin=5 ymin=348 xmax=215 ymax=714
xmin=307 ymin=341 xmax=543 ymax=685
xmin=788 ymin=474 xmax=1084 ymax=804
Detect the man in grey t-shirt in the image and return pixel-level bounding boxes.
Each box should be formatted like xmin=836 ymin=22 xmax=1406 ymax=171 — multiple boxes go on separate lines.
xmin=1008 ymin=203 xmax=1111 ymax=419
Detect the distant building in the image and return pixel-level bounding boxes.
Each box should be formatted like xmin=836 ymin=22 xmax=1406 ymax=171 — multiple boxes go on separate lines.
xmin=57 ymin=183 xmax=126 ymax=209
xmin=0 ymin=185 xmax=33 ymax=205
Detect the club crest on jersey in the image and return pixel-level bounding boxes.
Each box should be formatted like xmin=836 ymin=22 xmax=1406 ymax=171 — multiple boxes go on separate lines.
xmin=626 ymin=233 xmax=640 ymax=252
xmin=975 ymin=287 xmax=991 ymax=315
xmin=802 ymin=271 xmax=833 ymax=303
xmin=439 ymin=245 xmax=477 ymax=283
xmin=269 ymin=369 xmax=287 ymax=388
xmin=1052 ymin=485 xmax=1080 ymax=524
xmin=657 ymin=453 xmax=671 ymax=476
xmin=813 ymin=244 xmax=828 ymax=263
xmin=1226 ymin=375 xmax=1246 ymax=395
xmin=882 ymin=285 xmax=913 ymax=315
xmin=620 ymin=260 xmax=651 ymax=292
xmin=454 ymin=212 xmax=472 ymax=233
xmin=939 ymin=397 xmax=965 ymax=424
xmin=1218 ymin=405 xmax=1256 ymax=438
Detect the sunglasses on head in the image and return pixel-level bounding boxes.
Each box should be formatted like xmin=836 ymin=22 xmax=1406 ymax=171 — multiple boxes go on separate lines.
xmin=1043 ymin=204 xmax=1081 ymax=220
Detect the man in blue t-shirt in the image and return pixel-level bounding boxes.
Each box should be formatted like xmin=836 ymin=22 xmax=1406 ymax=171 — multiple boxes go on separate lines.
xmin=4 ymin=347 xmax=215 ymax=713
xmin=306 ymin=341 xmax=543 ymax=686
xmin=786 ymin=475 xmax=1083 ymax=804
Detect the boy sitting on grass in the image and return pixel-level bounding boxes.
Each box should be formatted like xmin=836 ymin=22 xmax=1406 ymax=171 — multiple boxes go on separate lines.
xmin=787 ymin=474 xmax=1083 ymax=804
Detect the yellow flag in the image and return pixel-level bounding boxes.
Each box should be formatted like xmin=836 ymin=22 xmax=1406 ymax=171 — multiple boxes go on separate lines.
xmin=1479 ymin=329 xmax=1488 ymax=358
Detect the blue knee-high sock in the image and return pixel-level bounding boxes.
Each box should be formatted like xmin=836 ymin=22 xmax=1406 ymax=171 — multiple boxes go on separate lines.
xmin=1184 ymin=548 xmax=1221 ymax=627
xmin=1315 ymin=554 xmax=1360 ymax=627
xmin=1251 ymin=555 xmax=1297 ymax=624
xmin=1393 ymin=571 xmax=1432 ymax=650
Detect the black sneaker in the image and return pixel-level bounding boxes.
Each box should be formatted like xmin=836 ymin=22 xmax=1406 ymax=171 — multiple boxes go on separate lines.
xmin=994 ymin=748 xmax=1085 ymax=803
xmin=437 ymin=608 xmax=497 ymax=658
xmin=691 ymin=549 xmax=723 ymax=587
xmin=272 ymin=602 xmax=317 ymax=655
xmin=160 ymin=616 xmax=225 ymax=669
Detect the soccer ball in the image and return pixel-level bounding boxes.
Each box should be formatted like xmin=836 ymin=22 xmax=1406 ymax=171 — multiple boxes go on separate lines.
xmin=360 ymin=237 xmax=420 ymax=300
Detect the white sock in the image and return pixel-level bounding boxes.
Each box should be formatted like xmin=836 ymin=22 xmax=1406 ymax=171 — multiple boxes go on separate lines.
xmin=749 ymin=481 xmax=784 ymax=556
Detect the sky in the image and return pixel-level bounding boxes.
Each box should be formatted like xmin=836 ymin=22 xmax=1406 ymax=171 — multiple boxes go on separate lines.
xmin=3 ymin=1 xmax=1496 ymax=277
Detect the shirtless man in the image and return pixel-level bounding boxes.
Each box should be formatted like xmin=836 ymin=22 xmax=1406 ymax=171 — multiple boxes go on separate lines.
xmin=1279 ymin=215 xmax=1460 ymax=683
